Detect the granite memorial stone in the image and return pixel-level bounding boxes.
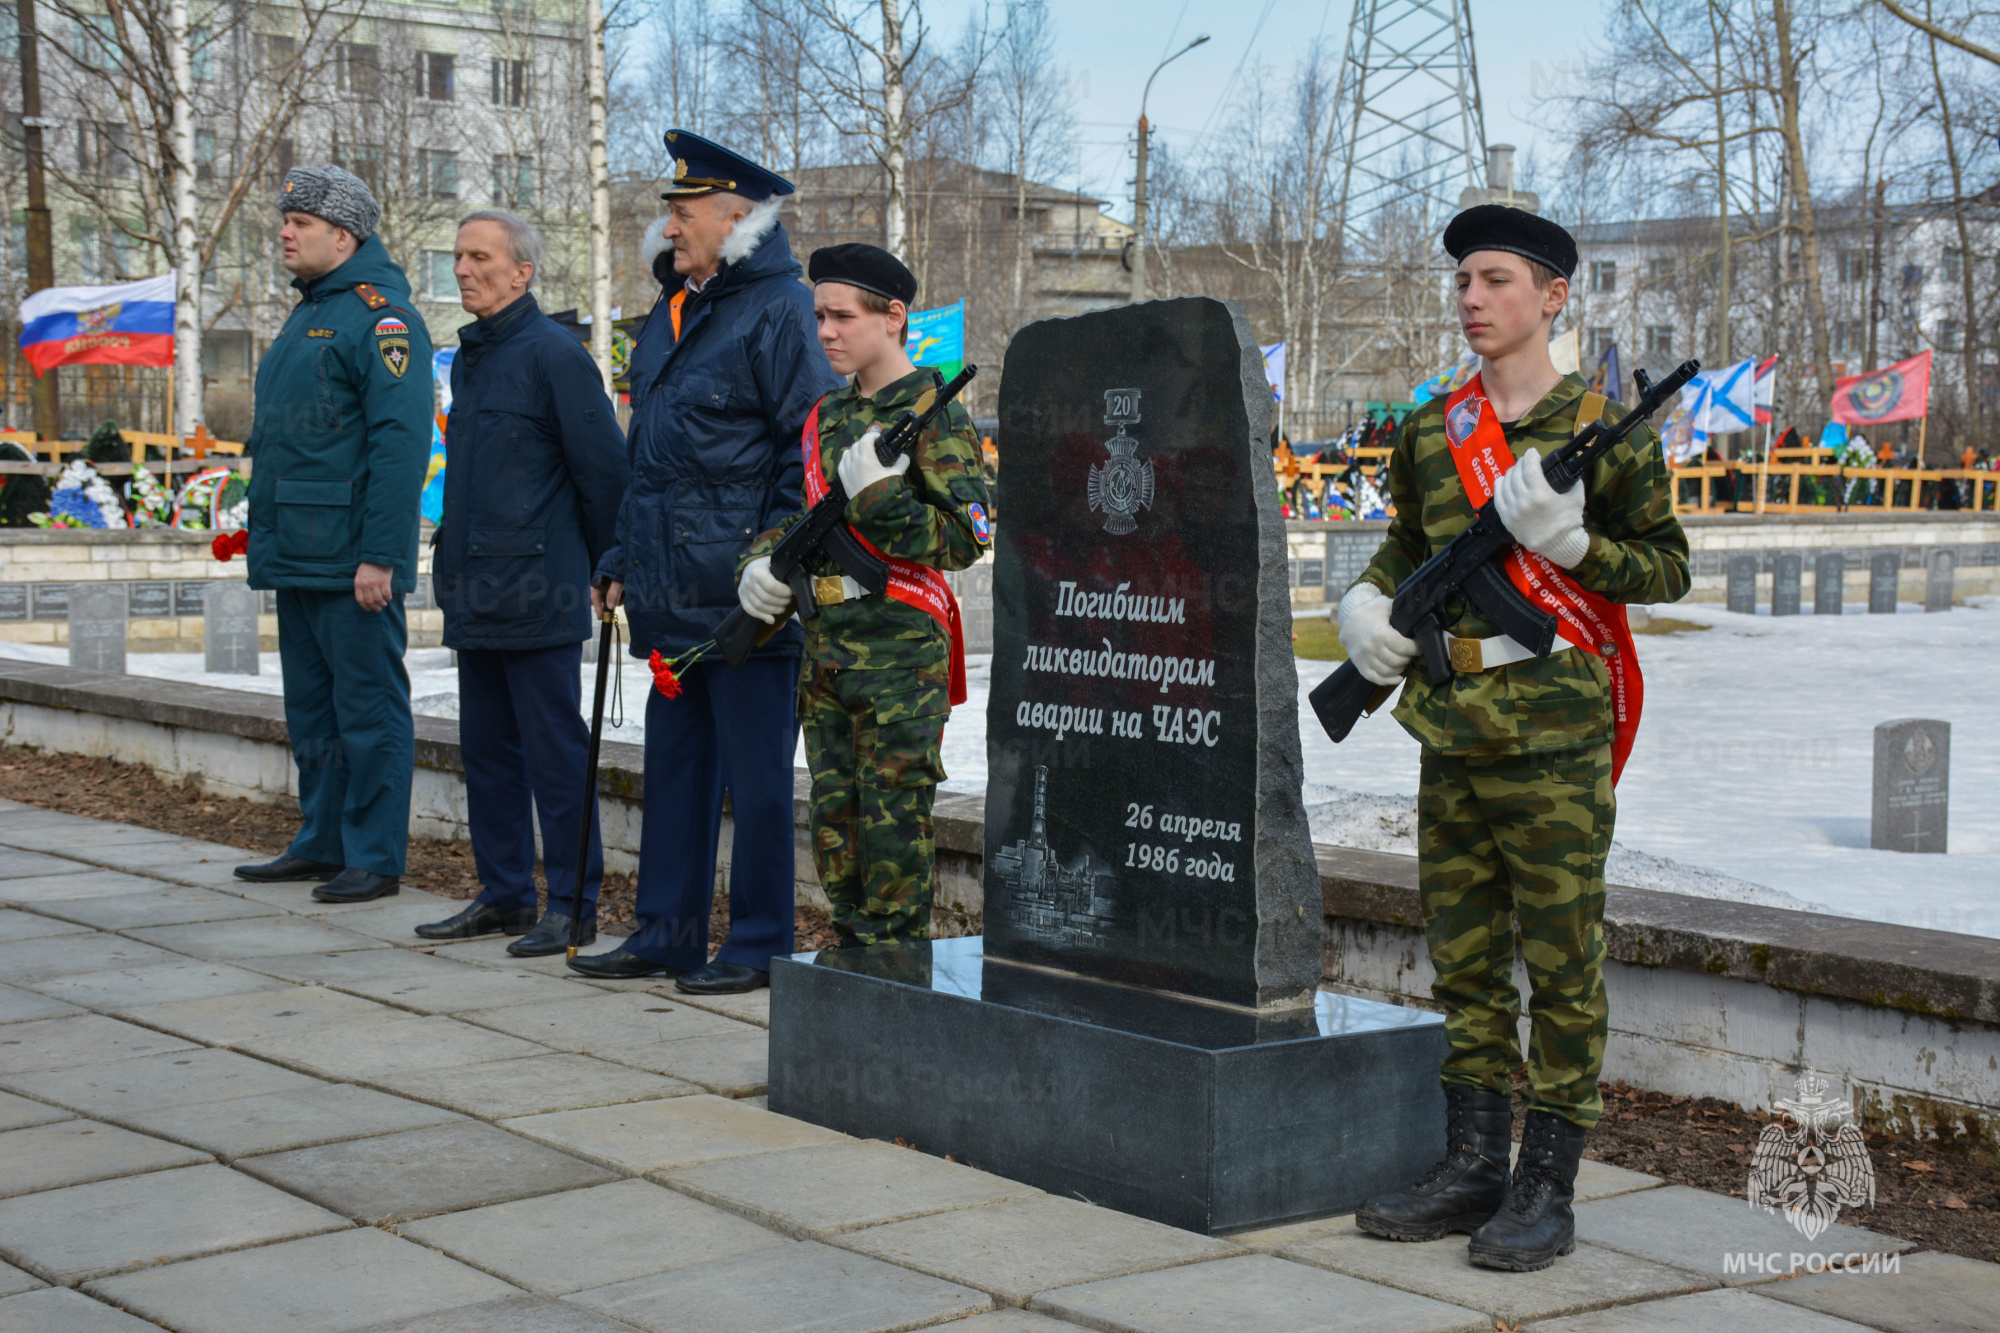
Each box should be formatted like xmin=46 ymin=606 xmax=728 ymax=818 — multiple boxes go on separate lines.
xmin=128 ymin=581 xmax=173 ymax=619
xmin=174 ymin=581 xmax=208 ymax=617
xmin=67 ymin=583 xmax=126 ymax=673
xmin=1726 ymin=553 xmax=1758 ymax=615
xmin=1925 ymin=548 xmax=1954 ymax=613
xmin=1868 ymin=550 xmax=1900 ymax=613
xmin=203 ymin=580 xmax=261 ymax=675
xmin=0 ymin=585 xmax=24 ymax=623
xmin=1872 ymin=718 xmax=1949 ymax=854
xmin=31 ymin=584 xmax=69 ymax=620
xmin=1814 ymin=552 xmax=1845 ymax=616
xmin=769 ymin=298 xmax=1444 ymax=1234
xmin=1772 ymin=551 xmax=1802 ymax=617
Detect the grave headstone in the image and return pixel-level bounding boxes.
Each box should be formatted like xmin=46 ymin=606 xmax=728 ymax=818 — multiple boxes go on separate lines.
xmin=173 ymin=581 xmax=208 ymax=617
xmin=1325 ymin=529 xmax=1379 ymax=599
xmin=1872 ymin=719 xmax=1949 ymax=854
xmin=1868 ymin=550 xmax=1900 ymax=613
xmin=1726 ymin=553 xmax=1759 ymax=615
xmin=1925 ymin=548 xmax=1954 ymax=613
xmin=1814 ymin=552 xmax=1845 ymax=616
xmin=31 ymin=584 xmax=69 ymax=620
xmin=769 ymin=297 xmax=1445 ymax=1236
xmin=0 ymin=585 xmax=24 ymax=623
xmin=128 ymin=581 xmax=172 ymax=618
xmin=203 ymin=580 xmax=261 ymax=675
xmin=1771 ymin=552 xmax=1802 ymax=617
xmin=67 ymin=583 xmax=127 ymax=673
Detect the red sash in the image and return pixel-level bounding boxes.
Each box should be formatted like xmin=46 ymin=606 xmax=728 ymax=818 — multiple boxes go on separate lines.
xmin=1442 ymin=375 xmax=1643 ymax=784
xmin=802 ymin=399 xmax=968 ymax=706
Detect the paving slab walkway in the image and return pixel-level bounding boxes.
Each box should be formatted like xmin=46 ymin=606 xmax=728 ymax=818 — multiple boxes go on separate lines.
xmin=0 ymin=799 xmax=1985 ymax=1333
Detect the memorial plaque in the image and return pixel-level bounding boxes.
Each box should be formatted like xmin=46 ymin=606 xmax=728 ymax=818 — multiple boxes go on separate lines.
xmin=173 ymin=581 xmax=208 ymax=617
xmin=128 ymin=581 xmax=172 ymax=618
xmin=260 ymin=590 xmax=278 ymax=614
xmin=1772 ymin=551 xmax=1802 ymax=617
xmin=67 ymin=584 xmax=127 ymax=673
xmin=203 ymin=580 xmax=261 ymax=675
xmin=0 ymin=585 xmax=24 ymax=623
xmin=1925 ymin=548 xmax=1954 ymax=613
xmin=1325 ymin=529 xmax=1377 ymax=596
xmin=1725 ymin=553 xmax=1759 ymax=615
xmin=1814 ymin=551 xmax=1845 ymax=616
xmin=1868 ymin=550 xmax=1900 ymax=613
xmin=32 ymin=584 xmax=69 ymax=620
xmin=1872 ymin=718 xmax=1949 ymax=854
xmin=984 ymin=297 xmax=1319 ymax=1009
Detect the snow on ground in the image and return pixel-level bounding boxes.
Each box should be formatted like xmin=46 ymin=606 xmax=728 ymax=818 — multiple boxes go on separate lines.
xmin=9 ymin=595 xmax=1992 ymax=938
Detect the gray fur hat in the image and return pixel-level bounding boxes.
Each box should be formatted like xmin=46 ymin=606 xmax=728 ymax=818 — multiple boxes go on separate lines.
xmin=278 ymin=166 xmax=380 ymax=241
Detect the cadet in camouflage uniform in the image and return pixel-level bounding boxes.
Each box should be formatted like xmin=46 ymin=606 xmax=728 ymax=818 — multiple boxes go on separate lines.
xmin=1344 ymin=207 xmax=1689 ymax=1272
xmin=738 ymin=244 xmax=990 ymax=947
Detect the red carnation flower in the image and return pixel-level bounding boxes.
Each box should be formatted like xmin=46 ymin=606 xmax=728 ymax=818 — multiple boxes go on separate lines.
xmin=648 ymin=650 xmax=683 ymax=699
xmin=211 ymin=530 xmax=248 ymax=562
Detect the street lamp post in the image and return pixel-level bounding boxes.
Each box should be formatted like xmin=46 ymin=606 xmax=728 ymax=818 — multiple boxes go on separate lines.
xmin=1131 ymin=34 xmax=1208 ymax=304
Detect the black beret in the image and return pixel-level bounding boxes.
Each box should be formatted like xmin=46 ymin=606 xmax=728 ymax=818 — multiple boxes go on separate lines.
xmin=809 ymin=243 xmax=917 ymax=306
xmin=1443 ymin=205 xmax=1577 ymax=281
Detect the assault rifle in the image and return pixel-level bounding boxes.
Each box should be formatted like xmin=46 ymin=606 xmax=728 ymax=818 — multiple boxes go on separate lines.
xmin=1307 ymin=358 xmax=1699 ymax=744
xmin=714 ymin=363 xmax=978 ymax=667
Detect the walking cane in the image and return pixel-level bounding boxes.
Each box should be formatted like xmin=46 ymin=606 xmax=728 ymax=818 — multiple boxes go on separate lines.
xmin=569 ymin=595 xmax=618 ymax=959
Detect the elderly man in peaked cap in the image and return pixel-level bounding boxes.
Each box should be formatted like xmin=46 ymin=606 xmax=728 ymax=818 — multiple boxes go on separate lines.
xmin=577 ymin=130 xmax=842 ymax=990
xmin=233 ymin=166 xmax=434 ymax=904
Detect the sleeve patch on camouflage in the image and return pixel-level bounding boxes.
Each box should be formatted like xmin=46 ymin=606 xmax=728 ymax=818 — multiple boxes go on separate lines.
xmin=967 ymin=502 xmax=991 ymax=545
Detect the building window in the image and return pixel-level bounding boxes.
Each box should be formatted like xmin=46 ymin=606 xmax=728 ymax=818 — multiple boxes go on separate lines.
xmin=1787 ymin=249 xmax=1804 ymax=279
xmin=337 ymin=43 xmax=380 ymax=97
xmin=1644 ymin=325 xmax=1673 ymax=356
xmin=79 ymin=121 xmax=131 ymax=177
xmin=259 ymin=33 xmax=296 ymax=77
xmin=190 ymin=26 xmax=213 ymax=80
xmin=425 ymin=249 xmax=457 ymax=301
xmin=270 ymin=137 xmax=295 ymax=187
xmin=1939 ymin=318 xmax=1962 ymax=352
xmin=331 ymin=140 xmax=382 ymax=193
xmin=194 ymin=127 xmax=216 ymax=182
xmin=418 ymin=149 xmax=459 ymax=200
xmin=71 ymin=218 xmax=100 ymax=284
xmin=1646 ymin=258 xmax=1673 ymax=285
xmin=74 ymin=15 xmax=119 ymax=70
xmin=490 ymin=58 xmax=528 ymax=107
xmin=1589 ymin=261 xmax=1616 ymax=294
xmin=1943 ymin=248 xmax=1963 ymax=283
xmin=492 ymin=154 xmax=533 ymax=206
xmin=1832 ymin=319 xmax=1867 ymax=355
xmin=1838 ymin=249 xmax=1866 ymax=283
xmin=416 ymin=52 xmax=455 ymax=102
xmin=1587 ymin=326 xmax=1615 ymax=357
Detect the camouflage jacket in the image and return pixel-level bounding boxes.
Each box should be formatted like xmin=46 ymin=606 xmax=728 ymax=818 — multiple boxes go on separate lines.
xmin=1354 ymin=373 xmax=1690 ymax=757
xmin=743 ymin=367 xmax=992 ymax=672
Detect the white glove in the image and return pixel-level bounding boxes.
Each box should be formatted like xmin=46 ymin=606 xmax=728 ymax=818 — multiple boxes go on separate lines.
xmin=1493 ymin=449 xmax=1589 ymax=569
xmin=737 ymin=556 xmax=790 ymax=625
xmin=837 ymin=429 xmax=911 ymax=497
xmin=1337 ymin=583 xmax=1417 ymax=688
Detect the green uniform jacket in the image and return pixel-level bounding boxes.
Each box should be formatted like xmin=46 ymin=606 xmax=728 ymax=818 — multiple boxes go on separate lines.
xmin=1355 ymin=373 xmax=1690 ymax=757
xmin=743 ymin=367 xmax=991 ymax=672
xmin=245 ymin=235 xmax=434 ymax=592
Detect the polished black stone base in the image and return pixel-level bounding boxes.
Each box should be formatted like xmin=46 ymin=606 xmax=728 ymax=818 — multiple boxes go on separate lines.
xmin=767 ymin=937 xmax=1448 ymax=1234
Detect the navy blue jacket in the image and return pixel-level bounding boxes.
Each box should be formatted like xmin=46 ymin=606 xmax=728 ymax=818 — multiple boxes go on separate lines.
xmin=432 ymin=292 xmax=630 ymax=651
xmin=597 ymin=222 xmax=841 ymax=657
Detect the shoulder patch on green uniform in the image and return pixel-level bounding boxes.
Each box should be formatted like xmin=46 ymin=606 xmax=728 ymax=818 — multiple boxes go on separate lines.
xmin=966 ymin=501 xmax=991 ymax=545
xmin=354 ymin=283 xmax=390 ymax=310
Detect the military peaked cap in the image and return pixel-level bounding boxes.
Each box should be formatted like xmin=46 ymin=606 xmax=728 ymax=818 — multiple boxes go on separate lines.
xmin=1444 ymin=205 xmax=1578 ymax=281
xmin=660 ymin=128 xmax=794 ymax=202
xmin=809 ymin=243 xmax=917 ymax=306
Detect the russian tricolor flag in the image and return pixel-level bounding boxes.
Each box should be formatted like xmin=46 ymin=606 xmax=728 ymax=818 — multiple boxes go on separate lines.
xmin=19 ymin=274 xmax=175 ymax=374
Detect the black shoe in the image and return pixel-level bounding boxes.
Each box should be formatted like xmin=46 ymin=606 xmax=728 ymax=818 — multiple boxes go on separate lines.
xmin=1467 ymin=1109 xmax=1589 ymax=1272
xmin=311 ymin=869 xmax=401 ymax=903
xmin=414 ymin=901 xmax=536 ymax=941
xmin=509 ymin=911 xmax=595 ymax=957
xmin=674 ymin=961 xmax=768 ymax=994
xmin=567 ymin=947 xmax=673 ymax=979
xmin=1354 ymin=1084 xmax=1512 ymax=1242
xmin=234 ymin=854 xmax=342 ymax=883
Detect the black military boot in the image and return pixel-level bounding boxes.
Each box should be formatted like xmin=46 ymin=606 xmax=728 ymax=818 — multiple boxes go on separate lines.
xmin=1467 ymin=1108 xmax=1589 ymax=1271
xmin=1354 ymin=1083 xmax=1512 ymax=1241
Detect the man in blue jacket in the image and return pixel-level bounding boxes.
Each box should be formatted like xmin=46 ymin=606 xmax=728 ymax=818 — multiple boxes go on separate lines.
xmin=233 ymin=167 xmax=432 ymax=903
xmin=414 ymin=211 xmax=630 ymax=955
xmin=576 ymin=131 xmax=842 ymax=989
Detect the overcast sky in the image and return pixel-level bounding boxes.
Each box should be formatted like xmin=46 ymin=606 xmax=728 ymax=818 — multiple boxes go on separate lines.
xmin=924 ymin=0 xmax=1609 ymax=217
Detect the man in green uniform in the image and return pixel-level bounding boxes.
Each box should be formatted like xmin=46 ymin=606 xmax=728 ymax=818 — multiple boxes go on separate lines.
xmin=1343 ymin=206 xmax=1689 ymax=1271
xmin=232 ymin=167 xmax=434 ymax=904
xmin=737 ymin=243 xmax=989 ymax=947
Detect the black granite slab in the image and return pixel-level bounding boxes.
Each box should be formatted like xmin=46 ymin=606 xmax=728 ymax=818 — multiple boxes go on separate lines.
xmin=768 ymin=937 xmax=1447 ymax=1234
xmin=985 ymin=298 xmax=1319 ymax=1009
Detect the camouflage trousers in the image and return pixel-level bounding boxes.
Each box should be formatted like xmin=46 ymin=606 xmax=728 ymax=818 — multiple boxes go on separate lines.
xmin=800 ymin=659 xmax=950 ymax=947
xmin=1417 ymin=742 xmax=1614 ymax=1129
